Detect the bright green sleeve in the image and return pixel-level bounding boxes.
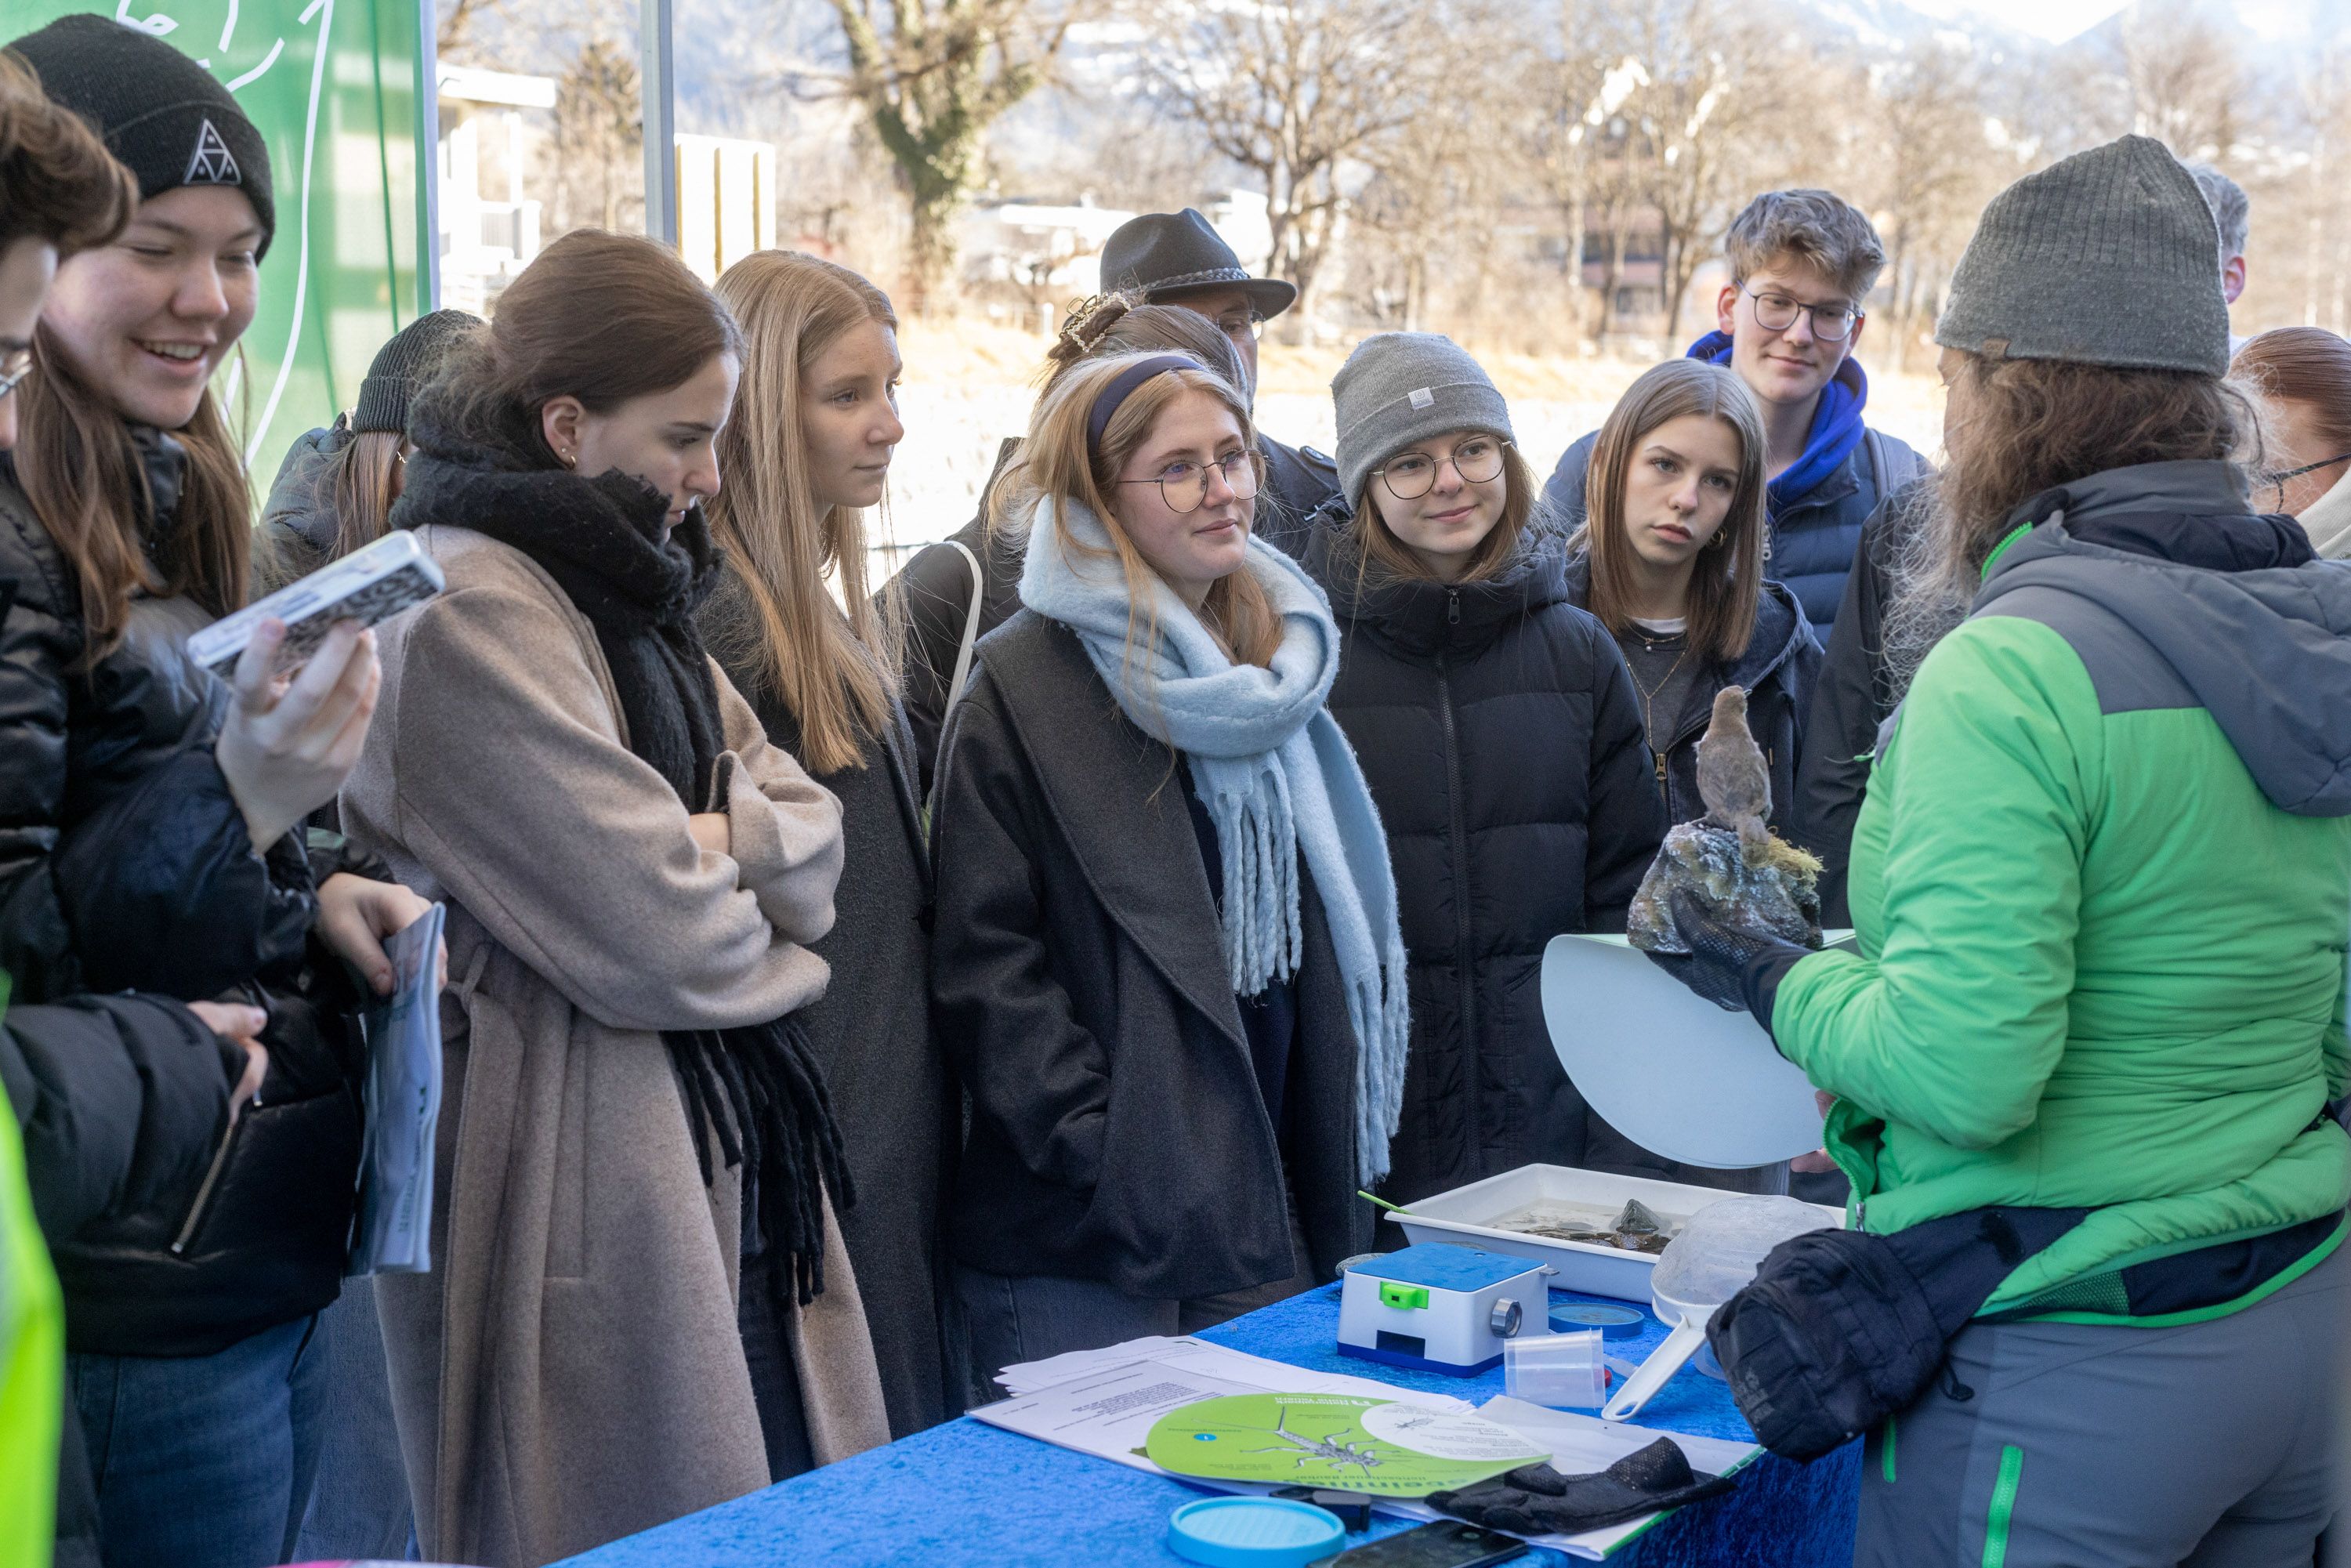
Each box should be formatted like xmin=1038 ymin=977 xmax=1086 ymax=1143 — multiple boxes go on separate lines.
xmin=1775 ymin=618 xmax=2094 ymax=1150
xmin=2325 ymin=931 xmax=2348 ymax=1102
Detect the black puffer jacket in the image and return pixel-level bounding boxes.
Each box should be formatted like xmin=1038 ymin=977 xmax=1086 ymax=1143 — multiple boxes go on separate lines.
xmin=256 ymin=420 xmax=345 ymax=593
xmin=1306 ymin=524 xmax=1668 ymax=1205
xmin=1560 ymin=552 xmax=1823 ymax=834
xmin=0 ymin=439 xmax=363 ymax=1356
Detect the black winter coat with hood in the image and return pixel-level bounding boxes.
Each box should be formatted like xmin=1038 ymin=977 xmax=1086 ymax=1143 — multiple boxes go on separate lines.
xmin=1304 ymin=523 xmax=1669 ymax=1205
xmin=1559 ymin=552 xmax=1824 ymax=835
xmin=0 ymin=436 xmax=364 ymax=1356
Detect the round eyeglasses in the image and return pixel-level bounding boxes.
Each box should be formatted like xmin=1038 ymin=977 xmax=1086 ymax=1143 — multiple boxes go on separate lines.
xmin=1374 ymin=436 xmax=1509 ymax=501
xmin=2269 ymin=451 xmax=2351 ymax=513
xmin=1741 ymin=284 xmax=1862 ymax=342
xmin=1118 ymin=448 xmax=1264 ymax=514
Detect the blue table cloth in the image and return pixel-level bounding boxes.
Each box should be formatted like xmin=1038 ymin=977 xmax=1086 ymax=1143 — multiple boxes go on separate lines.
xmin=558 ymin=1284 xmax=1858 ymax=1567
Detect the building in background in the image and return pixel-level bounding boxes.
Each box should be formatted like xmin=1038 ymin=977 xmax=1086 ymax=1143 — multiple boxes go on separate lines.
xmin=437 ymin=65 xmax=553 ymax=316
xmin=438 ymin=67 xmax=775 ymax=310
xmin=677 ymin=136 xmax=780 ymax=283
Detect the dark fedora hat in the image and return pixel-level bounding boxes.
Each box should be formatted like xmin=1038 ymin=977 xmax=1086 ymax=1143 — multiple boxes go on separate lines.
xmin=1099 ymin=208 xmax=1298 ymax=320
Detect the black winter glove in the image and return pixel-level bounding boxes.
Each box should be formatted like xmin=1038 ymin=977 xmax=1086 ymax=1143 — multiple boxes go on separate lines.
xmin=1644 ymin=889 xmax=1809 ymax=1031
xmin=1425 ymin=1439 xmax=1737 ymax=1535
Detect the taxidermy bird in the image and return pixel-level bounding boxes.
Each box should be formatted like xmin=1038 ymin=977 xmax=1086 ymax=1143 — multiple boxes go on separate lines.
xmin=1695 ymin=686 xmax=1773 ymax=867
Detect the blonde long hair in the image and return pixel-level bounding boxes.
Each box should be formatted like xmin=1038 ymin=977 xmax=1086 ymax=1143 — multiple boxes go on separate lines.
xmin=1007 ymin=352 xmax=1284 ymax=672
xmin=1573 ymin=359 xmax=1767 ymax=667
xmin=707 ymin=250 xmax=902 ymax=773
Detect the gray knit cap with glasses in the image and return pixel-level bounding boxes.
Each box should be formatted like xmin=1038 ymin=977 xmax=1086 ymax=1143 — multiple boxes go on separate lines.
xmin=1936 ymin=134 xmax=2230 ymax=377
xmin=1331 ymin=332 xmax=1515 ymax=505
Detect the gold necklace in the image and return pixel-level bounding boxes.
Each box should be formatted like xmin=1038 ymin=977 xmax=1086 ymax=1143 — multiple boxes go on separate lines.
xmin=1627 ymin=632 xmax=1689 ymax=756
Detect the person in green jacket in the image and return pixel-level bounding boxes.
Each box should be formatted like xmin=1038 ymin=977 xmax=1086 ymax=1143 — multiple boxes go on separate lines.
xmin=1659 ymin=136 xmax=2351 ymax=1568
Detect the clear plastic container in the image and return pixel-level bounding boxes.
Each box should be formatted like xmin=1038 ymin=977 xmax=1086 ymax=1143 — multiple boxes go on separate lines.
xmin=1503 ymin=1330 xmax=1639 ymax=1410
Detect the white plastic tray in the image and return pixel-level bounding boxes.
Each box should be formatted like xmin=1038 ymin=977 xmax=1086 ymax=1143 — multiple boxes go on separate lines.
xmin=1385 ymin=1163 xmax=1843 ymax=1305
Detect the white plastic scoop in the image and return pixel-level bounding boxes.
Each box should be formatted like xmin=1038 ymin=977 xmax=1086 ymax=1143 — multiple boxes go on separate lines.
xmin=1602 ymin=1196 xmax=1837 ymax=1421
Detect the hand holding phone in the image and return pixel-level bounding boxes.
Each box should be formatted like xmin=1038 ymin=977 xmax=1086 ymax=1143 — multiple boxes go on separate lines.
xmin=189 ymin=531 xmax=444 ymax=680
xmin=215 ymin=619 xmax=380 ymax=849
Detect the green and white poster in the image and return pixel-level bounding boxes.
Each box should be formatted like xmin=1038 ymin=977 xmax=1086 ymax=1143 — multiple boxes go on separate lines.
xmin=11 ymin=0 xmax=433 ymax=476
xmin=1145 ymin=1394 xmax=1545 ymax=1497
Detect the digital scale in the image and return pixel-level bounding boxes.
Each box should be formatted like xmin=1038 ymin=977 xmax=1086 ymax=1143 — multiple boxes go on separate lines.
xmin=1336 ymin=1244 xmax=1552 ymax=1376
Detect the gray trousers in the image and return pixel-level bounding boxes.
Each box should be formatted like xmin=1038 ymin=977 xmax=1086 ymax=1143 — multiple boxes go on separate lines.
xmin=1857 ymin=1239 xmax=2349 ymax=1568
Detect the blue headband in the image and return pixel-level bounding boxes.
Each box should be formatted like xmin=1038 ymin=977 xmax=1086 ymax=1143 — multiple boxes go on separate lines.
xmin=1085 ymin=354 xmax=1202 ymax=465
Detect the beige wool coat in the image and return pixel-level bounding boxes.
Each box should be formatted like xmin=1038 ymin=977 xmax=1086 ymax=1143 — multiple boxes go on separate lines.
xmin=340 ymin=523 xmax=889 ymax=1567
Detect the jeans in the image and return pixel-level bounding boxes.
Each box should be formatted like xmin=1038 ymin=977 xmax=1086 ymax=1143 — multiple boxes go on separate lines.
xmin=290 ymin=1283 xmax=415 ymax=1561
xmin=70 ymin=1313 xmax=328 ymax=1568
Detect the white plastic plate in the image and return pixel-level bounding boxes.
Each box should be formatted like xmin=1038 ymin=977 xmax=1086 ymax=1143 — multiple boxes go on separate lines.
xmin=1540 ymin=932 xmax=1852 ymax=1168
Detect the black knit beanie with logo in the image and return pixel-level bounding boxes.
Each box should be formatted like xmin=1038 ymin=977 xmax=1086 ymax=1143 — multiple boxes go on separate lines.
xmin=7 ymin=13 xmax=275 ymax=259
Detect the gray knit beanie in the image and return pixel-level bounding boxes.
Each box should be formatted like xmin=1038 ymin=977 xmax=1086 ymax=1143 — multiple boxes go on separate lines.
xmin=353 ymin=309 xmax=480 ymax=434
xmin=1331 ymin=332 xmax=1514 ymax=506
xmin=1936 ymin=135 xmax=2230 ymax=376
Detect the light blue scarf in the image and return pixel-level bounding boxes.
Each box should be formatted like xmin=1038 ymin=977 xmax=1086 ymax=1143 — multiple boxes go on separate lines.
xmin=1020 ymin=498 xmax=1411 ymax=1182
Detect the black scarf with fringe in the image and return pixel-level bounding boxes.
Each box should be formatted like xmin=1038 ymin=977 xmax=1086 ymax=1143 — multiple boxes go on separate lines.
xmin=397 ymin=411 xmax=853 ymax=1302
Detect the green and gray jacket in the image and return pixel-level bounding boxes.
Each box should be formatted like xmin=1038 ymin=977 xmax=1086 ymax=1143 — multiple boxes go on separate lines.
xmin=1777 ymin=460 xmax=2351 ymax=1318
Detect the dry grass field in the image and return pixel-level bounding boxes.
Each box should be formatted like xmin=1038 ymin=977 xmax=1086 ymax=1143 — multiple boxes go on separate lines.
xmin=869 ymin=317 xmax=1948 ymax=579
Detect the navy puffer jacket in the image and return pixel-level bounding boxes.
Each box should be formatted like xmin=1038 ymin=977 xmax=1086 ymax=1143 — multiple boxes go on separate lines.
xmin=1306 ymin=521 xmax=1668 ymax=1205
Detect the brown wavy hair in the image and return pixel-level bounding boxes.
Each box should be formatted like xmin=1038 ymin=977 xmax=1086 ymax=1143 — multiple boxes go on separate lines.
xmin=1572 ymin=359 xmax=1768 ymax=665
xmin=1882 ymin=351 xmax=2251 ymax=694
xmin=705 ymin=250 xmax=901 ymax=774
xmin=0 ymin=51 xmax=135 ymax=254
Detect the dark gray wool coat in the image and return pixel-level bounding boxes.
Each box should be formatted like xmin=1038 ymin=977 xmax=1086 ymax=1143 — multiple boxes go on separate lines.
xmin=704 ymin=577 xmax=961 ymax=1438
xmin=929 ymin=610 xmax=1372 ymax=1299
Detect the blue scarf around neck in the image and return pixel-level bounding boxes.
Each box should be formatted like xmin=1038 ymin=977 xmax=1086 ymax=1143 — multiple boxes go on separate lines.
xmin=1018 ymin=497 xmax=1412 ymax=1182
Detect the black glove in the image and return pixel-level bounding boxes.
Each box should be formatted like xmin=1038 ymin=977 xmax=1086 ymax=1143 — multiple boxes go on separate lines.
xmin=1644 ymin=889 xmax=1809 ymax=1030
xmin=1425 ymin=1439 xmax=1737 ymax=1535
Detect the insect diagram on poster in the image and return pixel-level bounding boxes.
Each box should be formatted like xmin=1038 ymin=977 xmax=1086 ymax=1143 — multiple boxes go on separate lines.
xmin=1146 ymin=1394 xmax=1545 ymax=1497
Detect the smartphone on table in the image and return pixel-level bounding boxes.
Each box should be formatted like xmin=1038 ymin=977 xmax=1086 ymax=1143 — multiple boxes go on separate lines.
xmin=1308 ymin=1519 xmax=1530 ymax=1568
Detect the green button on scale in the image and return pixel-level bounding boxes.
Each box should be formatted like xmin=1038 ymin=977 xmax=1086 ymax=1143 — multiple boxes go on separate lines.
xmin=1378 ymin=1280 xmax=1429 ymax=1310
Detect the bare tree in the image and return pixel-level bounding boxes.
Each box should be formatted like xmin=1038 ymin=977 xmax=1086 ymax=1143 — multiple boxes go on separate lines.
xmin=2113 ymin=3 xmax=2243 ymax=161
xmin=1603 ymin=0 xmax=1809 ymax=336
xmin=1860 ymin=41 xmax=2001 ymax=369
xmin=821 ymin=0 xmax=1082 ymax=313
xmin=1529 ymin=23 xmax=1647 ymax=343
xmin=551 ymin=35 xmax=643 ymax=234
xmin=1347 ymin=4 xmax=1541 ymax=335
xmin=1141 ymin=0 xmax=1445 ymax=339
